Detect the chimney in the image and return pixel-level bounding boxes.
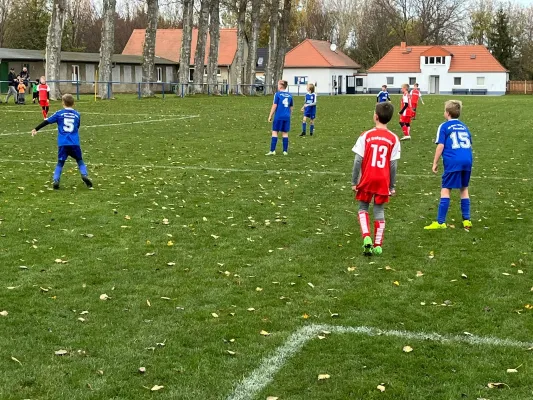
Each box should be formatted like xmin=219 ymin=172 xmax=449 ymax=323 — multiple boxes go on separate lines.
xmin=400 ymin=42 xmax=406 ymax=49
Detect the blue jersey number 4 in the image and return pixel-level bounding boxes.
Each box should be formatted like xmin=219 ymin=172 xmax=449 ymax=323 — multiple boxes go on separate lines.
xmin=282 ymin=98 xmax=289 ymax=107
xmin=450 ymin=131 xmax=471 ymax=149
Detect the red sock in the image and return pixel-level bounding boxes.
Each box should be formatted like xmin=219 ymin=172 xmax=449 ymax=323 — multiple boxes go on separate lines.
xmin=358 ymin=211 xmax=371 ymax=238
xmin=42 ymin=109 xmax=47 ymax=119
xmin=374 ymin=220 xmax=385 ymax=246
xmin=402 ymin=125 xmax=410 ymax=136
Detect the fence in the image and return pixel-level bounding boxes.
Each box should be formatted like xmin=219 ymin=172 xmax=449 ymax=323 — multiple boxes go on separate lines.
xmin=0 ymin=80 xmax=318 ymax=100
xmin=506 ymin=80 xmax=533 ymax=94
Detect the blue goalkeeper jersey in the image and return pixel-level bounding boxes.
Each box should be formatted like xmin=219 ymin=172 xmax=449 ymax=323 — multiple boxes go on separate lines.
xmin=435 ymin=119 xmax=473 ymax=172
xmin=377 ymin=90 xmax=390 ymax=103
xmin=273 ymin=91 xmax=293 ymax=121
xmin=47 ymin=108 xmax=81 ymax=146
xmin=304 ymin=93 xmax=317 ymax=113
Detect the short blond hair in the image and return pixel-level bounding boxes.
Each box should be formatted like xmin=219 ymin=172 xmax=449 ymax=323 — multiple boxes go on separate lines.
xmin=445 ymin=100 xmax=462 ymax=119
xmin=401 ymin=83 xmax=409 ymax=90
xmin=307 ymin=83 xmax=315 ymax=93
xmin=62 ymin=93 xmax=75 ymax=107
xmin=278 ymin=80 xmax=288 ymax=89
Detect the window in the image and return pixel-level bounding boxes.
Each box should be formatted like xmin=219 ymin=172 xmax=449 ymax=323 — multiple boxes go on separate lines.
xmin=86 ymin=64 xmax=95 ymax=83
xmin=112 ymin=65 xmax=120 ymax=82
xmin=477 ymin=77 xmax=485 ymax=86
xmin=157 ymin=67 xmax=163 ymax=82
xmin=217 ymin=68 xmax=221 ymax=76
xmin=435 ymin=57 xmax=442 ymax=64
xmin=294 ymin=76 xmax=308 ymax=84
xmin=386 ymin=77 xmax=394 ymax=85
xmin=135 ymin=66 xmax=142 ymax=83
xmin=429 ymin=57 xmax=435 ymax=64
xmin=188 ymin=68 xmax=194 ymax=82
xmin=203 ymin=67 xmax=207 ymax=76
xmin=454 ymin=77 xmax=461 ymax=86
xmin=356 ymin=78 xmax=363 ymax=87
xmin=425 ymin=57 xmax=429 ymax=64
xmin=72 ymin=65 xmax=80 ymax=82
xmin=123 ymin=65 xmax=132 ymax=82
xmin=257 ymin=57 xmax=264 ymax=67
xmin=409 ymin=77 xmax=416 ymax=85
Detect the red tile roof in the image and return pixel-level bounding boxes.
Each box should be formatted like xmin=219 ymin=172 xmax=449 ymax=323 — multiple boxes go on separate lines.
xmin=420 ymin=46 xmax=452 ymax=57
xmin=284 ymin=39 xmax=360 ymax=69
xmin=368 ymin=45 xmax=507 ymax=73
xmin=122 ymin=28 xmax=238 ymax=66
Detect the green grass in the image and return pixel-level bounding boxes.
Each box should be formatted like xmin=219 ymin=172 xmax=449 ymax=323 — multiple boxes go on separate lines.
xmin=0 ymin=93 xmax=532 ymax=400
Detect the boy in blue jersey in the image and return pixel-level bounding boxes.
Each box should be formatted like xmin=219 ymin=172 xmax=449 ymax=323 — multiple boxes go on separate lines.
xmin=425 ymin=100 xmax=472 ymax=230
xmin=377 ymin=85 xmax=391 ymax=103
xmin=31 ymin=94 xmax=93 ymax=190
xmin=300 ymin=83 xmax=317 ymax=137
xmin=267 ymin=80 xmax=293 ymax=156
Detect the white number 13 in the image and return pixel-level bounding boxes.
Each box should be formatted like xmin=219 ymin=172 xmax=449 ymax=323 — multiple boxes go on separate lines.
xmin=370 ymin=144 xmax=388 ymax=168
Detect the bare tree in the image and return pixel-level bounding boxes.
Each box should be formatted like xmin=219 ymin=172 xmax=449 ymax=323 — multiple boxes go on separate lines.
xmin=0 ymin=0 xmax=11 ymax=47
xmin=45 ymin=0 xmax=67 ymax=100
xmin=178 ymin=0 xmax=194 ymax=94
xmin=413 ymin=0 xmax=465 ymax=44
xmin=141 ymin=0 xmax=158 ymax=97
xmin=234 ymin=0 xmax=247 ymax=94
xmin=193 ymin=0 xmax=210 ymax=93
xmin=246 ymin=0 xmax=261 ymax=94
xmin=273 ymin=0 xmax=291 ymax=83
xmin=98 ymin=0 xmax=116 ymax=99
xmin=264 ymin=0 xmax=279 ymax=95
xmin=330 ymin=0 xmax=358 ymax=48
xmin=207 ymin=0 xmax=221 ymax=94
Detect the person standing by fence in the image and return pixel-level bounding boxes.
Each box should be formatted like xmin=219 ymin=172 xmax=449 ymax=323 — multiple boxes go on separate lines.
xmin=5 ymin=68 xmax=18 ymax=104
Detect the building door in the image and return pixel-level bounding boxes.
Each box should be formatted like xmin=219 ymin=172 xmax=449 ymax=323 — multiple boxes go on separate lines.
xmin=338 ymin=75 xmax=343 ymax=94
xmin=0 ymin=62 xmax=8 ymax=93
xmin=346 ymin=76 xmax=355 ymax=94
xmin=429 ymin=75 xmax=440 ymax=94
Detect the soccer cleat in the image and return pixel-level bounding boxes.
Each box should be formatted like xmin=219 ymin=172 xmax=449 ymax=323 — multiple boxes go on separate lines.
xmin=81 ymin=175 xmax=93 ymax=188
xmin=362 ymin=236 xmax=373 ymax=256
xmin=265 ymin=151 xmax=276 ymax=156
xmin=299 ymin=132 xmax=306 ymax=137
xmin=462 ymin=220 xmax=472 ymax=230
xmin=400 ymin=136 xmax=411 ymax=141
xmin=283 ymin=151 xmax=288 ymax=156
xmin=373 ymin=246 xmax=383 ymax=255
xmin=424 ymin=221 xmax=447 ymax=230
xmin=52 ymin=180 xmax=60 ymax=190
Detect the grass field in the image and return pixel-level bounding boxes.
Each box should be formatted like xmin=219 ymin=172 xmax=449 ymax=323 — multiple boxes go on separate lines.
xmin=0 ymin=93 xmax=532 ymax=400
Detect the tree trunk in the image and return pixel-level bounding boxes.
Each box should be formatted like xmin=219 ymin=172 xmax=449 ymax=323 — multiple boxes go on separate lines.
xmin=45 ymin=0 xmax=66 ymax=100
xmin=98 ymin=0 xmax=116 ymax=99
xmin=274 ymin=0 xmax=291 ymax=85
xmin=207 ymin=0 xmax=220 ymax=94
xmin=192 ymin=0 xmax=210 ymax=93
xmin=178 ymin=0 xmax=194 ymax=95
xmin=234 ymin=0 xmax=247 ymax=94
xmin=246 ymin=0 xmax=261 ymax=94
xmin=265 ymin=0 xmax=279 ymax=95
xmin=141 ymin=0 xmax=158 ymax=97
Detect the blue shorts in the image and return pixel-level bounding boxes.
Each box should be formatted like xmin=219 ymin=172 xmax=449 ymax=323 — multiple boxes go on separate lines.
xmin=272 ymin=119 xmax=290 ymax=133
xmin=442 ymin=170 xmax=471 ymax=189
xmin=304 ymin=111 xmax=316 ymax=119
xmin=58 ymin=145 xmax=83 ymax=162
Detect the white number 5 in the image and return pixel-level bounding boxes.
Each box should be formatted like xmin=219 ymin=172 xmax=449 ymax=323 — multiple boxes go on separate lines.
xmin=64 ymin=118 xmax=75 ymax=133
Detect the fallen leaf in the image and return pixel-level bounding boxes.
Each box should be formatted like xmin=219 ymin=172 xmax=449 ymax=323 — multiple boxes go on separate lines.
xmin=78 ymin=317 xmax=86 ymax=322
xmin=97 ymin=370 xmax=104 ymax=375
xmin=416 ymin=271 xmax=424 ymax=277
xmin=147 ymin=299 xmax=151 ymax=307
xmin=247 ymin=308 xmax=256 ymax=312
xmin=151 ymin=385 xmax=164 ymax=391
xmin=255 ymin=287 xmax=263 ymax=292
xmin=167 ymin=241 xmax=174 ymax=246
xmin=317 ymin=335 xmax=326 ymax=340
xmin=139 ymin=367 xmax=146 ymax=373
xmin=80 ymin=311 xmax=89 ymax=315
xmin=211 ymin=313 xmax=219 ymax=318
xmin=0 ymin=310 xmax=8 ymax=317
xmin=461 ymin=273 xmax=468 ymax=279
xmin=211 ymin=234 xmax=219 ymax=239
xmin=266 ymin=397 xmax=279 ymax=400
xmin=167 ymin=262 xmax=176 ymax=266
xmin=393 ymin=281 xmax=400 ymax=286
xmin=302 ymin=313 xmax=310 ymax=319
xmin=403 ymin=345 xmax=413 ymax=353
xmin=308 ymin=282 xmax=315 ymax=288
xmin=260 ymin=330 xmax=270 ymax=336
xmin=11 ymin=357 xmax=22 ymax=366
xmin=99 ymin=294 xmax=110 ymax=301
xmin=487 ymin=382 xmax=508 ymax=389
xmin=145 ymin=252 xmax=155 ymax=257
xmin=377 ymin=384 xmax=386 ymax=392
xmin=317 ymin=374 xmax=330 ymax=380
xmin=55 ymin=349 xmax=68 ymax=356
xmin=162 ymin=218 xmax=169 ymax=225
xmin=506 ymin=369 xmax=518 ymax=373
xmin=428 ymin=251 xmax=435 ymax=259
xmin=347 ymin=266 xmax=356 ymax=272
xmin=518 ymin=269 xmax=524 ymax=274
xmin=226 ymin=350 xmax=236 ymax=356
xmin=502 ymin=273 xmax=511 ymax=276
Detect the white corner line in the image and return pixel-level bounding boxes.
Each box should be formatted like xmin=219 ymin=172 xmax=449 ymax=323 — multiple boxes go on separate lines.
xmin=227 ymin=324 xmax=533 ymax=400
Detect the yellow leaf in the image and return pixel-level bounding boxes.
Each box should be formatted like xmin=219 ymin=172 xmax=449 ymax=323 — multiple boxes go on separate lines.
xmin=55 ymin=349 xmax=68 ymax=356
xmin=403 ymin=345 xmax=413 ymax=353
xmin=377 ymin=384 xmax=386 ymax=392
xmin=255 ymin=287 xmax=263 ymax=292
xmin=506 ymin=369 xmax=518 ymax=373
xmin=150 ymin=385 xmax=164 ymax=391
xmin=147 ymin=299 xmax=151 ymax=307
xmin=0 ymin=311 xmax=8 ymax=317
xmin=146 ymin=240 xmax=151 ymax=245
xmin=124 ymin=215 xmax=131 ymax=220
xmin=260 ymin=330 xmax=270 ymax=336
xmin=317 ymin=374 xmax=330 ymax=380
xmin=226 ymin=350 xmax=236 ymax=356
xmin=302 ymin=313 xmax=309 ymax=319
xmin=487 ymin=382 xmax=507 ymax=389
xmin=266 ymin=397 xmax=279 ymax=400
xmin=99 ymin=294 xmax=109 ymax=300
xmin=525 ymin=304 xmax=533 ymax=310
xmin=428 ymin=251 xmax=435 ymax=259
xmin=11 ymin=357 xmax=22 ymax=366
xmin=347 ymin=266 xmax=357 ymax=272
xmin=393 ymin=281 xmax=400 ymax=286
xmin=416 ymin=271 xmax=424 ymax=277
xmin=211 ymin=313 xmax=219 ymax=318
xmin=167 ymin=241 xmax=174 ymax=246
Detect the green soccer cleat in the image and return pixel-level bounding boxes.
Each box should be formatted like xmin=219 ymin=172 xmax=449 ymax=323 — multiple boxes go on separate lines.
xmin=362 ymin=236 xmax=373 ymax=256
xmin=373 ymin=246 xmax=383 ymax=255
xmin=424 ymin=221 xmax=447 ymax=230
xmin=462 ymin=220 xmax=472 ymax=230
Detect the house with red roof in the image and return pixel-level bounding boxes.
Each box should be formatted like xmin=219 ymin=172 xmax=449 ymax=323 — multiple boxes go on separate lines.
xmin=367 ymin=42 xmax=508 ymax=95
xmin=282 ymin=39 xmax=361 ymax=95
xmin=122 ymin=28 xmax=245 ymax=86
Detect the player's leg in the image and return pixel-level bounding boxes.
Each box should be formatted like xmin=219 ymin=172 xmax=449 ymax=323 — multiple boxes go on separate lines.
xmin=282 ymin=131 xmax=289 ymax=155
xmin=460 ymin=171 xmax=472 ymax=229
xmin=356 ymin=193 xmax=373 ymax=255
xmin=425 ymin=181 xmax=451 ymax=229
xmin=53 ymin=147 xmax=68 ymax=189
xmin=41 ymin=104 xmax=47 ymax=119
xmin=412 ymin=104 xmax=417 ymax=119
xmin=45 ymin=106 xmax=49 ymax=118
xmin=301 ymin=116 xmax=307 ymax=136
xmin=401 ymin=119 xmax=411 ymax=140
xmin=399 ymin=121 xmax=408 ymax=138
xmin=72 ymin=146 xmax=93 ymax=188
xmin=267 ymin=130 xmax=278 ymax=155
xmin=372 ymin=200 xmax=386 ymax=255
xmin=309 ymin=117 xmax=315 ymax=136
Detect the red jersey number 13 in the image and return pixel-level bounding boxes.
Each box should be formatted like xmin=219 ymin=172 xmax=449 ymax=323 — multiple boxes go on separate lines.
xmin=370 ymin=144 xmax=388 ymax=168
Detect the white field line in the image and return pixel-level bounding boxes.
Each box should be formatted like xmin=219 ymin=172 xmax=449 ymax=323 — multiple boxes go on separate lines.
xmin=0 ymin=158 xmax=527 ymax=182
xmin=0 ymin=115 xmax=199 ymax=137
xmin=0 ymin=109 xmax=175 ymax=117
xmin=227 ymin=323 xmax=533 ymax=400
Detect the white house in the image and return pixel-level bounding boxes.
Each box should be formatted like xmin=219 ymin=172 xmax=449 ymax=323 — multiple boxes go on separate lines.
xmin=367 ymin=43 xmax=508 ymax=95
xmin=282 ymin=39 xmax=361 ymax=95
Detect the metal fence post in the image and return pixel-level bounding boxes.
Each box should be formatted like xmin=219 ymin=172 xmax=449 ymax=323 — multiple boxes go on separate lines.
xmin=76 ymin=81 xmax=80 ymax=100
xmin=107 ymin=82 xmax=111 ymax=99
xmin=138 ymin=83 xmax=141 ymax=99
xmin=162 ymin=82 xmax=165 ymax=99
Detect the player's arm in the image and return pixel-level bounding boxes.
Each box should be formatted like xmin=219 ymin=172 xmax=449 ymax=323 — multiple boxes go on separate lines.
xmin=31 ymin=120 xmax=50 ymax=136
xmin=389 ymin=140 xmax=401 ymax=192
xmin=387 ymin=93 xmax=391 ymax=102
xmin=306 ymin=95 xmax=317 ymax=107
xmin=399 ymin=101 xmax=408 ymax=115
xmin=268 ymin=104 xmax=277 ymax=122
xmin=351 ymin=154 xmax=363 ymax=190
xmin=419 ymin=92 xmax=424 ymax=104
xmin=376 ymin=92 xmax=380 ymax=103
xmin=432 ymin=144 xmax=444 ymax=173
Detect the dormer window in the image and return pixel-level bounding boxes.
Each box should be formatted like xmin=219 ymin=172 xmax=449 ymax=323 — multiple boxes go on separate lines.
xmin=425 ymin=56 xmax=445 ymax=65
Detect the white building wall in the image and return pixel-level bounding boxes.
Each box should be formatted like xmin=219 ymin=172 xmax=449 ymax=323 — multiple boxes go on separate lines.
xmin=282 ymin=67 xmax=358 ymax=95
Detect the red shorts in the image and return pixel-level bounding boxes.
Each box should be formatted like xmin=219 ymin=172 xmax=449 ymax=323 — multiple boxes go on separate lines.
xmin=356 ymin=190 xmax=389 ymax=205
xmin=400 ymin=115 xmax=411 ymax=124
xmin=412 ymin=102 xmax=418 ymax=109
xmin=39 ymin=100 xmax=49 ymax=107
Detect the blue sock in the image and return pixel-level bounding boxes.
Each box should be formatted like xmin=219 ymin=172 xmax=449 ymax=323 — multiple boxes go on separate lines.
xmin=53 ymin=161 xmax=65 ymax=181
xmin=77 ymin=160 xmax=88 ymax=176
xmin=270 ymin=137 xmax=278 ymax=152
xmin=437 ymin=198 xmax=450 ymax=224
xmin=461 ymin=198 xmax=470 ymax=220
xmin=302 ymin=122 xmax=306 ymax=133
xmin=310 ymin=124 xmax=314 ymax=134
xmin=282 ymin=137 xmax=289 ymax=152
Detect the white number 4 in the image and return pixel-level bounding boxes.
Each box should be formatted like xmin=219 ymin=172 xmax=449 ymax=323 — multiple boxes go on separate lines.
xmin=370 ymin=144 xmax=388 ymax=168
xmin=282 ymin=98 xmax=289 ymax=107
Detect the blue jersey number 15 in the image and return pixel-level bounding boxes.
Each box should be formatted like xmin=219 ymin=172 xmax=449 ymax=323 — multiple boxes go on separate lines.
xmin=450 ymin=131 xmax=471 ymax=149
